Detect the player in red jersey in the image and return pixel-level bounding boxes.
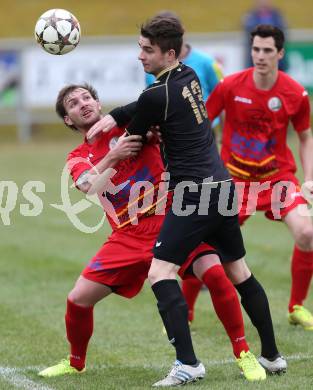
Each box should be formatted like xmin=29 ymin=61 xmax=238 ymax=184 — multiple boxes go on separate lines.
xmin=183 ymin=25 xmax=313 ymax=356
xmin=38 ymin=84 xmax=266 ymax=381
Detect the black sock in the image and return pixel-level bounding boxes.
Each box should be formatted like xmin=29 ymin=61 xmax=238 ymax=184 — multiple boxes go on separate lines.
xmin=235 ymin=274 xmax=279 ymax=359
xmin=152 ymin=279 xmax=197 ymax=365
xmin=157 ymin=303 xmax=175 ymax=345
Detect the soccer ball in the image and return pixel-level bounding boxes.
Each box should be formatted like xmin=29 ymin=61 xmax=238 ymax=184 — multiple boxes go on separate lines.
xmin=34 ymin=9 xmax=81 ymax=55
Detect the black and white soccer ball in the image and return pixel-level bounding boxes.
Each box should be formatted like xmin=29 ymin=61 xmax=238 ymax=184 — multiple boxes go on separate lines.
xmin=34 ymin=9 xmax=81 ymax=55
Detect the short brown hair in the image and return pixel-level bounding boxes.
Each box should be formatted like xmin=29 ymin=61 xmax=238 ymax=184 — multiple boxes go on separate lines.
xmin=141 ymin=14 xmax=184 ymax=58
xmin=251 ymin=24 xmax=285 ymax=51
xmin=55 ymin=83 xmax=99 ymax=130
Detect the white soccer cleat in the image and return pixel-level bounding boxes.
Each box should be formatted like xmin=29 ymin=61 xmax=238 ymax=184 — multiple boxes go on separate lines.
xmin=258 ymin=355 xmax=287 ymax=374
xmin=152 ymin=360 xmax=205 ymax=387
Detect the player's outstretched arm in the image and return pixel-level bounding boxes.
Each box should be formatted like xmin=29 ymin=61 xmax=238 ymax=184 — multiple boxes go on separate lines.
xmin=87 ymin=101 xmax=138 ymax=141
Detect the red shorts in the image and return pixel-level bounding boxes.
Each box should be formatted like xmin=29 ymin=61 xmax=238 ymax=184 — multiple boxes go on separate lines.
xmin=82 ymin=215 xmax=216 ymax=298
xmin=234 ymin=173 xmax=307 ymax=224
xmin=82 ymin=215 xmax=163 ymax=298
xmin=178 ymin=243 xmax=216 ymax=279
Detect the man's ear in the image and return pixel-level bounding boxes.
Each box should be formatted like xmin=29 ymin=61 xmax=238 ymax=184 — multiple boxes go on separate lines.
xmin=64 ymin=115 xmax=73 ymax=126
xmin=278 ymin=48 xmax=285 ymax=60
xmin=168 ymin=48 xmax=176 ymax=61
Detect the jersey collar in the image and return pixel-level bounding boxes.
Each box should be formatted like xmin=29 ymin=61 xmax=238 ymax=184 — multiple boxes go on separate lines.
xmin=155 ymin=61 xmax=180 ymax=80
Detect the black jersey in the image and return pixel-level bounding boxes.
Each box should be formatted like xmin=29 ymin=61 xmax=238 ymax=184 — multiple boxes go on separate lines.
xmin=110 ymin=63 xmax=230 ymax=187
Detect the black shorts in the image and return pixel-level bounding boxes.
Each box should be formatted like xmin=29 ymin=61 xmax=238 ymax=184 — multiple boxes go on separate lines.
xmin=153 ymin=180 xmax=246 ymax=265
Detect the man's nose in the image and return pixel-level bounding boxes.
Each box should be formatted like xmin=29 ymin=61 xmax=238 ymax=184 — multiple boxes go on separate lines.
xmin=79 ymin=100 xmax=87 ymax=109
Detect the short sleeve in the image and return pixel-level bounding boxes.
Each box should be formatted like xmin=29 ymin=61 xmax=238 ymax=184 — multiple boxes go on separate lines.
xmin=291 ymin=91 xmax=311 ymax=132
xmin=67 ymin=151 xmax=91 ymax=183
xmin=205 ymin=80 xmax=225 ymax=121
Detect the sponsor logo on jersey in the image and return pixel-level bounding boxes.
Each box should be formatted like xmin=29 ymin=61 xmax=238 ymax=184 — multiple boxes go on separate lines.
xmin=291 ymin=191 xmax=302 ymax=200
xmin=109 ymin=136 xmax=119 ymax=150
xmin=234 ymin=96 xmax=252 ymax=104
xmin=268 ymin=97 xmax=282 ymax=112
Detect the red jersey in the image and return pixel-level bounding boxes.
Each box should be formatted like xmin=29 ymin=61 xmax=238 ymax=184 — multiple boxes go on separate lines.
xmin=67 ymin=127 xmax=165 ymax=230
xmin=206 ymin=68 xmax=310 ymax=181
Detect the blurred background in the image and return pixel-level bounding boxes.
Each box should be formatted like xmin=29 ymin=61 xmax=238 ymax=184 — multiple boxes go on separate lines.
xmin=0 ymin=0 xmax=313 ymax=143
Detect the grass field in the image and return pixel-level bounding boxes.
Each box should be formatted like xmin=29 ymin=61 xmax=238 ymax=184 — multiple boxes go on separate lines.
xmin=1 ymin=137 xmax=313 ymax=389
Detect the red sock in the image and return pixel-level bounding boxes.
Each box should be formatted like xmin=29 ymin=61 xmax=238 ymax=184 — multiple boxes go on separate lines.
xmin=202 ymin=265 xmax=249 ymax=358
xmin=289 ymin=246 xmax=313 ymax=312
xmin=65 ymin=298 xmax=94 ymax=370
xmin=181 ymin=277 xmax=203 ymax=322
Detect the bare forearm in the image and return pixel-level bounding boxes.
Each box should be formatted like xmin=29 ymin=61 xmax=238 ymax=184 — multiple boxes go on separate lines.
xmin=90 ymin=152 xmax=118 ymax=176
xmin=76 ymin=133 xmax=142 ymax=194
xmin=76 ymin=151 xmax=118 ymax=194
xmin=86 ymin=151 xmax=119 ymax=194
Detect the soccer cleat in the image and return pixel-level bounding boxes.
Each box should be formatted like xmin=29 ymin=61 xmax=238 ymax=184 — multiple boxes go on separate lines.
xmin=236 ymin=351 xmax=266 ymax=381
xmin=258 ymin=355 xmax=287 ymax=374
xmin=288 ymin=305 xmax=313 ymax=330
xmin=152 ymin=360 xmax=205 ymax=387
xmin=38 ymin=358 xmax=85 ymax=378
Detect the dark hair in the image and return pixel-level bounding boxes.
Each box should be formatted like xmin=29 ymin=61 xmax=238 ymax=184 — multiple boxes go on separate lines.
xmin=55 ymin=83 xmax=99 ymax=130
xmin=153 ymin=10 xmax=182 ymax=24
xmin=141 ymin=14 xmax=184 ymax=58
xmin=251 ymin=24 xmax=285 ymax=51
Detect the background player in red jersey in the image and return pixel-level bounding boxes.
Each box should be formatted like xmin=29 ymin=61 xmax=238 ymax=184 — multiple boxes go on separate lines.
xmin=184 ymin=25 xmax=313 ymax=349
xmin=38 ymin=84 xmax=266 ymax=382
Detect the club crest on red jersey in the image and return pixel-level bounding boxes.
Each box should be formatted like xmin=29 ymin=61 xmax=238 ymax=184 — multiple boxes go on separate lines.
xmin=109 ymin=136 xmax=119 ymax=150
xmin=268 ymin=97 xmax=282 ymax=112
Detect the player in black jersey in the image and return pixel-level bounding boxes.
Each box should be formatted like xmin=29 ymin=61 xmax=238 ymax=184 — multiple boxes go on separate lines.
xmin=87 ymin=14 xmax=285 ymax=386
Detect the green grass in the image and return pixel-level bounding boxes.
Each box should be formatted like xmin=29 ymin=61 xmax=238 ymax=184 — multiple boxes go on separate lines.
xmin=0 ymin=137 xmax=313 ymax=389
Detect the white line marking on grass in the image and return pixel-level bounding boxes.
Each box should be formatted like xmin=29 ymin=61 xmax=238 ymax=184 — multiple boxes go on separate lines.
xmin=21 ymin=353 xmax=313 ymax=371
xmin=0 ymin=367 xmax=55 ymax=390
xmin=2 ymin=353 xmax=312 ymax=388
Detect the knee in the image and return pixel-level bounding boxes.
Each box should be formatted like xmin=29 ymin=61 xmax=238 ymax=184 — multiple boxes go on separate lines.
xmin=193 ymin=254 xmax=220 ymax=280
xmin=67 ymin=288 xmax=83 ymax=305
xmin=223 ymin=258 xmax=251 ymax=285
xmin=148 ymin=268 xmax=159 ymax=285
xmin=295 ymin=226 xmax=313 ymax=250
xmin=148 ymin=268 xmax=171 ymax=285
xmin=148 ymin=260 xmax=177 ymax=285
xmin=68 ymin=285 xmax=92 ymax=306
